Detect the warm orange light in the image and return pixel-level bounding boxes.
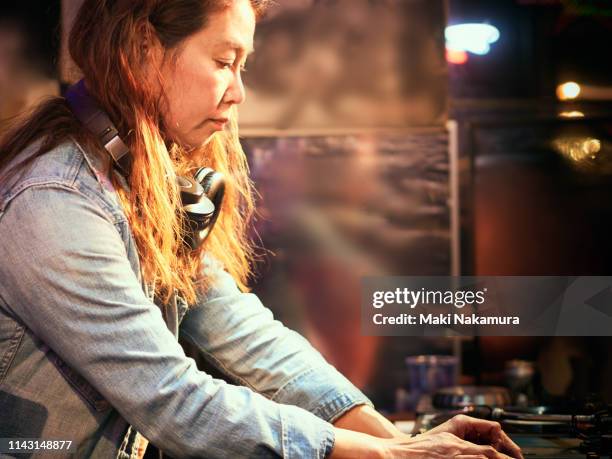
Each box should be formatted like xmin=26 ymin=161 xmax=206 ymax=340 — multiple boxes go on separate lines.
xmin=556 ymin=82 xmax=581 ymax=100
xmin=559 ymin=111 xmax=585 ymax=118
xmin=552 ymin=137 xmax=601 ymax=162
xmin=446 ymin=48 xmax=468 ymax=65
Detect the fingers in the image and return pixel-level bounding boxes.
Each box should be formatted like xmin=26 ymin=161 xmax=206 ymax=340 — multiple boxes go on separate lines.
xmin=452 ymin=415 xmax=523 ymax=459
xmin=446 ymin=432 xmax=519 ymax=459
xmin=456 ymin=415 xmax=503 ymax=439
xmin=402 ymin=427 xmax=523 ymax=459
xmin=445 ymin=435 xmax=513 ymax=459
xmin=498 ymin=430 xmax=524 ymax=459
xmin=469 ymin=444 xmax=515 ymax=459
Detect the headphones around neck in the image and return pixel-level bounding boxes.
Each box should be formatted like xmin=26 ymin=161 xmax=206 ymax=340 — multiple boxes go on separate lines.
xmin=64 ymin=79 xmax=225 ymax=251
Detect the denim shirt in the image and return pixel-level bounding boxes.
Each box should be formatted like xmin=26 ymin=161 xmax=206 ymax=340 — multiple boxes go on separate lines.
xmin=0 ymin=138 xmax=373 ymax=458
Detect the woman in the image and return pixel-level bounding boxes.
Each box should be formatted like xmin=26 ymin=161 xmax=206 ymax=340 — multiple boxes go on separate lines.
xmin=0 ymin=0 xmax=523 ymax=457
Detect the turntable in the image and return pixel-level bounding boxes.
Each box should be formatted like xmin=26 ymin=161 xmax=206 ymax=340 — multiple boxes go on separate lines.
xmin=413 ymin=386 xmax=612 ymax=459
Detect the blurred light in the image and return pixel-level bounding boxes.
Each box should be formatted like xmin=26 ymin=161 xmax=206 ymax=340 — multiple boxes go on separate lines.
xmin=445 ymin=23 xmax=500 ymax=55
xmin=556 ymin=82 xmax=581 ymax=101
xmin=559 ymin=111 xmax=585 ymax=118
xmin=446 ymin=48 xmax=468 ymax=65
xmin=570 ymin=84 xmax=612 ymax=101
xmin=552 ymin=137 xmax=601 ymax=162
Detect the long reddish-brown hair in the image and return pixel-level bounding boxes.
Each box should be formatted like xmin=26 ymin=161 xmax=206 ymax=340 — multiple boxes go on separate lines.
xmin=0 ymin=0 xmax=270 ymax=304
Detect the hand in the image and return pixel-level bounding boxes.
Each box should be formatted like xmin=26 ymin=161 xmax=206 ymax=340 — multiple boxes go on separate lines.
xmin=423 ymin=414 xmax=523 ymax=459
xmin=330 ymin=427 xmax=521 ymax=459
xmin=380 ymin=431 xmax=520 ymax=459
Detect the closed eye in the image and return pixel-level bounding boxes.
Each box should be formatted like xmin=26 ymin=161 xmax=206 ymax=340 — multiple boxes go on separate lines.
xmin=216 ymin=60 xmax=248 ymax=73
xmin=216 ymin=60 xmax=233 ymax=70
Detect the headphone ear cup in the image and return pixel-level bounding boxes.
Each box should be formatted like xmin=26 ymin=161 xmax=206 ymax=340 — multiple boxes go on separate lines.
xmin=182 ymin=199 xmax=215 ymax=250
xmin=180 ymin=167 xmax=225 ymax=249
xmin=177 ymin=175 xmax=204 ymax=205
xmin=194 ymin=167 xmax=225 ymax=214
xmin=194 ymin=167 xmax=213 ymax=189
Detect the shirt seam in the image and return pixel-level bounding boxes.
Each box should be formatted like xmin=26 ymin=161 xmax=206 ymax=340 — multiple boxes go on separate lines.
xmin=0 ymin=294 xmax=25 ymax=386
xmin=321 ymin=423 xmax=336 ymax=459
xmin=0 ymin=141 xmax=83 ymax=211
xmin=3 ymin=181 xmax=124 ymax=227
xmin=280 ymin=406 xmax=288 ymax=459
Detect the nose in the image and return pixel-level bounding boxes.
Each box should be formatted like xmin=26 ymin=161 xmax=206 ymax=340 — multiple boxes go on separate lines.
xmin=224 ymin=71 xmax=246 ymax=106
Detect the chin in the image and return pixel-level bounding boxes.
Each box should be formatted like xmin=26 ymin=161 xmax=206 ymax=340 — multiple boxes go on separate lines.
xmin=179 ymin=131 xmax=215 ymax=152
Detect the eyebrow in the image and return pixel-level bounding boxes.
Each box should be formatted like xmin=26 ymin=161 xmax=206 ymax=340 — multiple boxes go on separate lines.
xmin=215 ymin=39 xmax=255 ymax=55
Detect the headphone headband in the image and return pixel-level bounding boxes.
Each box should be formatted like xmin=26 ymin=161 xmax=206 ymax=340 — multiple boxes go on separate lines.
xmin=65 ymin=79 xmax=132 ymax=177
xmin=64 ymin=79 xmax=225 ymax=250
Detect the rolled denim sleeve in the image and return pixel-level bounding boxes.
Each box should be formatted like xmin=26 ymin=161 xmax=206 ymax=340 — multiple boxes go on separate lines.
xmin=179 ymin=257 xmax=374 ymax=425
xmin=0 ymin=184 xmax=336 ymax=459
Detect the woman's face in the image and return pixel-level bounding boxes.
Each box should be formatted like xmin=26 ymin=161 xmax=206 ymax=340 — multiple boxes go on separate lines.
xmin=158 ymin=0 xmax=255 ymax=149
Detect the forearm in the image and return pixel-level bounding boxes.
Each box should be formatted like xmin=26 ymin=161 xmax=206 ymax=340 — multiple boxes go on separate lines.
xmin=329 ymin=427 xmax=384 ymax=459
xmin=332 ymin=404 xmax=402 ymax=439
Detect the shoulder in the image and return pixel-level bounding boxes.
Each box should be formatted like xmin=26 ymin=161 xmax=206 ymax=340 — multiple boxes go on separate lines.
xmin=0 ymin=137 xmax=126 ymax=224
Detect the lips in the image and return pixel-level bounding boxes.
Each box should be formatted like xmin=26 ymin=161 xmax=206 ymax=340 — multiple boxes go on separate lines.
xmin=207 ymin=118 xmax=229 ymax=131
